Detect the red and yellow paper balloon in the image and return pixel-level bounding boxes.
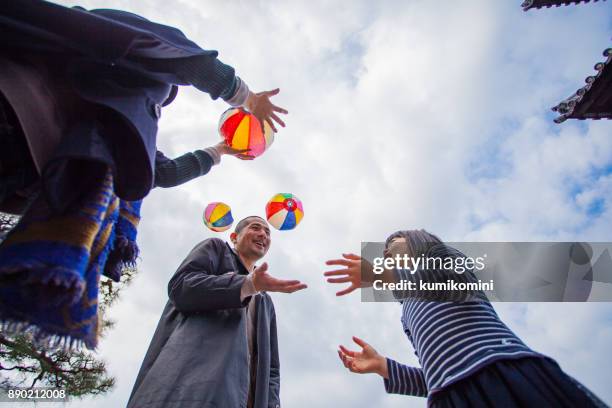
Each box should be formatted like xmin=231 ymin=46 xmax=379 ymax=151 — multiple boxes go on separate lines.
xmin=219 ymin=108 xmax=274 ymax=159
xmin=265 ymin=193 xmax=304 ymax=231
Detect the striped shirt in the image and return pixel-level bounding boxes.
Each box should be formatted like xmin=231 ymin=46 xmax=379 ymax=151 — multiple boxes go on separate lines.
xmin=383 ymin=245 xmax=546 ymax=397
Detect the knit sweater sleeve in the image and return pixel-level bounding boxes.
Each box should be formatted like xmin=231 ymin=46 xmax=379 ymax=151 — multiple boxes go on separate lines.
xmin=128 ymin=55 xmax=239 ymax=101
xmin=154 ymin=149 xmax=217 ymax=188
xmin=169 ymin=55 xmax=238 ymax=101
xmin=383 ymin=358 xmax=428 ymax=397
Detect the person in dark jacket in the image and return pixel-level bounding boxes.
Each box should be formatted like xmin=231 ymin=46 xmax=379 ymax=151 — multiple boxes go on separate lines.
xmin=128 ymin=216 xmax=307 ymax=408
xmin=0 ymin=0 xmax=287 ymax=350
xmin=0 ymin=1 xmax=286 ymax=212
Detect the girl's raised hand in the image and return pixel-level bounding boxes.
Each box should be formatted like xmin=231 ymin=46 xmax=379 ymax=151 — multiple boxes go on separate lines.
xmin=324 ymin=253 xmax=369 ymax=296
xmin=337 ymin=336 xmax=388 ymax=378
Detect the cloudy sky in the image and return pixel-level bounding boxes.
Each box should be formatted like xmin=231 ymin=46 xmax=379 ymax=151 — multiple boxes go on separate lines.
xmin=21 ymin=1 xmax=612 ymax=407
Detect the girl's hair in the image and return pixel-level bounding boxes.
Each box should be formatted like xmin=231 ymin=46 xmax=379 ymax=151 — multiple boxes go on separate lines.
xmin=385 ymin=230 xmax=481 ymax=302
xmin=385 ymin=229 xmax=443 ymax=258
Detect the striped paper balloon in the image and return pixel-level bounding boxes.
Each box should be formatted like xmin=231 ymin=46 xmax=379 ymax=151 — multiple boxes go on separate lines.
xmin=203 ymin=202 xmax=234 ymax=232
xmin=265 ymin=193 xmax=304 ymax=231
xmin=218 ymin=108 xmax=274 ymax=159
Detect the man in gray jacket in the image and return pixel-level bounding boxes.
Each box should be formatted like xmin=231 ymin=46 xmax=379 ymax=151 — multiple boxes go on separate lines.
xmin=128 ymin=216 xmax=306 ymax=408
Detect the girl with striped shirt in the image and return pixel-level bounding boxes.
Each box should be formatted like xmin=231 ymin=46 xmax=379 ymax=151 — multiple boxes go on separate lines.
xmin=325 ymin=229 xmax=606 ymax=407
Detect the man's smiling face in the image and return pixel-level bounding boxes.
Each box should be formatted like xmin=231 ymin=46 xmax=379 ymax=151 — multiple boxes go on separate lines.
xmin=234 ymin=218 xmax=271 ymax=260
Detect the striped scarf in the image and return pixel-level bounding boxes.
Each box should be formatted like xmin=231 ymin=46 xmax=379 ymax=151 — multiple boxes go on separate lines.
xmin=0 ymin=169 xmax=140 ymax=349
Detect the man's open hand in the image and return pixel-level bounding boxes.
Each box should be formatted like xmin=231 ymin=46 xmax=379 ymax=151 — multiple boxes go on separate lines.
xmin=252 ymin=262 xmax=307 ymax=293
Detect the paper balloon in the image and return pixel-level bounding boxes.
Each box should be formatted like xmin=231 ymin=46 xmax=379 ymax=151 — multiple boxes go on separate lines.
xmin=203 ymin=202 xmax=234 ymax=232
xmin=218 ymin=107 xmax=274 ymax=159
xmin=265 ymin=193 xmax=304 ymax=231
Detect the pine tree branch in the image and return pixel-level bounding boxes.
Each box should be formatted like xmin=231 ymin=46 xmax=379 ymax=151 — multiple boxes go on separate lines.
xmin=0 ymin=334 xmax=67 ymax=381
xmin=0 ymin=364 xmax=37 ymax=372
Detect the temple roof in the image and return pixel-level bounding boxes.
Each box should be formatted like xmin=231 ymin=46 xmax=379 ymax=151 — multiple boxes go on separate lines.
xmin=552 ymin=48 xmax=612 ymax=123
xmin=521 ymin=0 xmax=605 ymax=11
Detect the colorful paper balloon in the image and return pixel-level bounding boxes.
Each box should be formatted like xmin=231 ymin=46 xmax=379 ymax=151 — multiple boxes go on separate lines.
xmin=203 ymin=202 xmax=234 ymax=232
xmin=265 ymin=193 xmax=304 ymax=231
xmin=218 ymin=107 xmax=274 ymax=159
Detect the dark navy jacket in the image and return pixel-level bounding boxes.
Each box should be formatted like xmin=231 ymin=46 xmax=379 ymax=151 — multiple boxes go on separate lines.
xmin=0 ymin=0 xmax=236 ymax=204
xmin=128 ymin=238 xmax=281 ymax=408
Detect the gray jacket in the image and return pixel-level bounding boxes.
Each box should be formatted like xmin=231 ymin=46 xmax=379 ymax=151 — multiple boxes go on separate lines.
xmin=127 ymin=238 xmax=280 ymax=408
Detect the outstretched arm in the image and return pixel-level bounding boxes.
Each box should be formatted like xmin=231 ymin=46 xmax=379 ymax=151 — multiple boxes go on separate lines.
xmin=93 ymin=10 xmax=289 ymax=132
xmin=154 ymin=149 xmax=215 ymax=189
xmin=154 ymin=142 xmax=251 ymax=188
xmin=168 ymin=239 xmax=248 ymax=312
xmin=0 ymin=2 xmax=288 ymax=130
xmin=169 ymin=243 xmax=307 ymax=314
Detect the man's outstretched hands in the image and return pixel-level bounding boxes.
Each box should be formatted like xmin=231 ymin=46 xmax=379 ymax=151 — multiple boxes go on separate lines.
xmin=337 ymin=336 xmax=389 ymax=379
xmin=324 ymin=253 xmax=372 ymax=296
xmin=245 ymin=89 xmax=288 ymax=133
xmin=252 ymin=262 xmax=307 ymax=294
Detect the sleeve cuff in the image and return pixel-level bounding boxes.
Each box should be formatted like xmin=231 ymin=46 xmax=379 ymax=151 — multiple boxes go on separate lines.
xmin=382 ymin=358 xmax=428 ymax=397
xmin=240 ymin=274 xmax=259 ymax=301
xmin=203 ymin=146 xmax=221 ymax=165
xmin=226 ymin=76 xmax=250 ymax=107
xmin=383 ymin=358 xmax=396 ymax=394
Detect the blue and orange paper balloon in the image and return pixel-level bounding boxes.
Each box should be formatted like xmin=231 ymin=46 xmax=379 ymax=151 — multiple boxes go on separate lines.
xmin=203 ymin=202 xmax=234 ymax=232
xmin=219 ymin=108 xmax=274 ymax=159
xmin=265 ymin=193 xmax=304 ymax=231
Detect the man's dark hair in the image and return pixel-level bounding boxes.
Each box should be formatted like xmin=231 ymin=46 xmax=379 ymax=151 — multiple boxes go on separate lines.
xmin=235 ymin=216 xmax=267 ymax=234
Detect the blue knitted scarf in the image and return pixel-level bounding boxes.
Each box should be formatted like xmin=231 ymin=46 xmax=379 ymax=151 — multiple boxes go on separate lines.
xmin=0 ymin=170 xmax=141 ymax=349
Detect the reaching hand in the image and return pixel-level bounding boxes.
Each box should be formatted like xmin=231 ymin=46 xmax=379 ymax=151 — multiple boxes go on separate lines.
xmin=214 ymin=141 xmax=254 ymax=160
xmin=324 ymin=253 xmax=370 ymax=296
xmin=245 ymin=89 xmax=288 ymax=133
xmin=337 ymin=336 xmax=388 ymax=378
xmin=252 ymin=262 xmax=307 ymax=294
